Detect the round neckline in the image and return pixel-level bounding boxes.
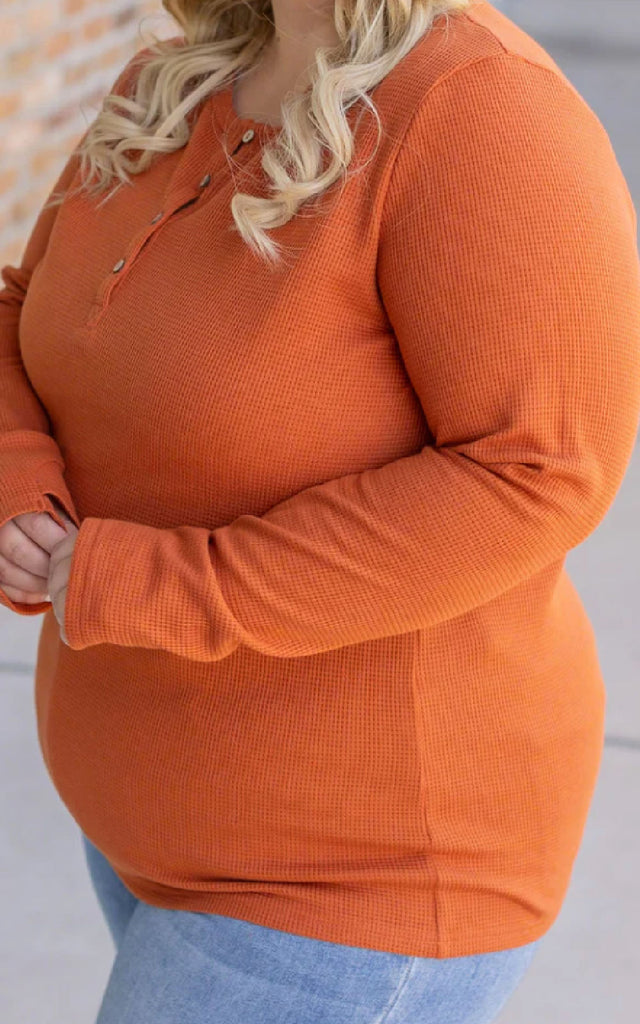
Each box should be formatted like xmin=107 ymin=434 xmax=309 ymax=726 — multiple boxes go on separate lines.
xmin=210 ymin=79 xmax=283 ymax=139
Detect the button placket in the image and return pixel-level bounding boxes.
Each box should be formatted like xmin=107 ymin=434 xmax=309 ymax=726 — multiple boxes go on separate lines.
xmin=87 ymin=175 xmax=214 ymax=327
xmin=86 ymin=126 xmax=257 ymax=328
xmin=229 ymin=127 xmax=256 ymax=156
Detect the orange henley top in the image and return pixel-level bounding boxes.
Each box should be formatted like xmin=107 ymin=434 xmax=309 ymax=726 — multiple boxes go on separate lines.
xmin=2 ymin=1 xmax=639 ymax=958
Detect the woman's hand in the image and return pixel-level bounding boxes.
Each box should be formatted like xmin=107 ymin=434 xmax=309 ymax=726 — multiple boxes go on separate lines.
xmin=48 ymin=518 xmax=79 ymax=645
xmin=0 ymin=511 xmax=69 ymax=604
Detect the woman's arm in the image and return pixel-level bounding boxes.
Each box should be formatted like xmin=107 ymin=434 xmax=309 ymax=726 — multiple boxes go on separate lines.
xmin=0 ymin=50 xmax=147 ymax=614
xmin=62 ymin=53 xmax=640 ymax=658
xmin=0 ymin=150 xmax=85 ymax=614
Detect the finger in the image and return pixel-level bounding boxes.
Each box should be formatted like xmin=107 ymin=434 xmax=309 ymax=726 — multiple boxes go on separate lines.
xmin=0 ymin=518 xmax=52 ymax=578
xmin=0 ymin=581 xmax=49 ymax=604
xmin=0 ymin=550 xmax=50 ymax=596
xmin=13 ymin=510 xmax=69 ymax=554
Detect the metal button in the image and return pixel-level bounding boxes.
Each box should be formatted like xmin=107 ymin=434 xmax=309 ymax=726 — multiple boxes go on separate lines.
xmin=198 ymin=173 xmax=211 ymax=188
xmin=150 ymin=211 xmax=163 ymax=224
xmin=242 ymin=129 xmax=255 ymax=144
xmin=112 ymin=258 xmax=125 ymax=273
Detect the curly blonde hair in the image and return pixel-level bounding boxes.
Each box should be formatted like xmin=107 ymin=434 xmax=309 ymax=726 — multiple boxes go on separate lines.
xmin=45 ymin=0 xmax=474 ymax=266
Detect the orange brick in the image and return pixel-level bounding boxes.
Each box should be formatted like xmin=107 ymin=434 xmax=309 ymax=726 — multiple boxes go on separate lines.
xmin=82 ymin=16 xmax=114 ymax=43
xmin=0 ymin=3 xmax=169 ymax=270
xmin=64 ymin=59 xmax=94 ymax=87
xmin=45 ymin=29 xmax=74 ymax=59
xmin=30 ymin=146 xmax=65 ymax=178
xmin=0 ymin=167 xmax=19 ymax=195
xmin=6 ymin=47 xmax=36 ymax=76
xmin=0 ymin=17 xmax=19 ymax=48
xmin=8 ymin=194 xmax=33 ymax=226
xmin=63 ymin=0 xmax=91 ymax=14
xmin=26 ymin=4 xmax=56 ymax=34
xmin=0 ymin=94 xmax=20 ymax=119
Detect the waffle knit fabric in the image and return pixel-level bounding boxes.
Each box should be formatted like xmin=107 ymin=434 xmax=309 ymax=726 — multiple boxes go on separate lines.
xmin=1 ymin=0 xmax=639 ymax=957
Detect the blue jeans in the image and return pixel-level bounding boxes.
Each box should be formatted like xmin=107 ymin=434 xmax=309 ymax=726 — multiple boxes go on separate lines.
xmin=81 ymin=832 xmax=541 ymax=1024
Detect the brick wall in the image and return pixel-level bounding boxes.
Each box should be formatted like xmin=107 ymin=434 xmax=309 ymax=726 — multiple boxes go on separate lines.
xmin=1 ymin=0 xmax=174 ymax=270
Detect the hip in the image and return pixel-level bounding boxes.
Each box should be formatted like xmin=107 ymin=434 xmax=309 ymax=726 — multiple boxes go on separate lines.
xmin=83 ymin=832 xmax=542 ymax=1024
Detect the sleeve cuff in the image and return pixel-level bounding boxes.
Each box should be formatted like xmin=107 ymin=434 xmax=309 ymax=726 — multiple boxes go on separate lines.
xmin=0 ymin=430 xmax=78 ymax=524
xmin=0 ymin=446 xmax=80 ymax=616
xmin=63 ymin=517 xmax=242 ymax=659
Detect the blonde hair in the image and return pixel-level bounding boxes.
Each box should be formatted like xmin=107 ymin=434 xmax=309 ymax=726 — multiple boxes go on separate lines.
xmin=45 ymin=0 xmax=474 ymax=267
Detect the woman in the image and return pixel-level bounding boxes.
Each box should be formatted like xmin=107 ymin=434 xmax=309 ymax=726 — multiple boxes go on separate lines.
xmin=1 ymin=1 xmax=639 ymax=1020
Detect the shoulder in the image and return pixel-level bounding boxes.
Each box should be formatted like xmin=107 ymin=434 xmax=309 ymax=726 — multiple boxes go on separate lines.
xmin=378 ymin=14 xmax=635 ymax=238
xmin=374 ymin=0 xmax=599 ymax=169
xmin=109 ymin=34 xmax=185 ymax=97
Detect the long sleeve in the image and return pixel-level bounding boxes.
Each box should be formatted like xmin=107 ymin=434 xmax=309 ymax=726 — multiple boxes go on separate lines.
xmin=62 ymin=52 xmax=640 ymax=659
xmin=0 ymin=50 xmax=150 ymax=615
xmin=0 ymin=150 xmax=87 ymax=615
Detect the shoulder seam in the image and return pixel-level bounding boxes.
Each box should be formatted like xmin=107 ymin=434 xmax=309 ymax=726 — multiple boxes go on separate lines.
xmin=458 ymin=8 xmax=511 ymax=56
xmin=417 ymin=50 xmax=577 ymax=130
xmin=377 ymin=50 xmax=597 ymax=239
xmin=380 ymin=49 xmax=586 ymax=211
